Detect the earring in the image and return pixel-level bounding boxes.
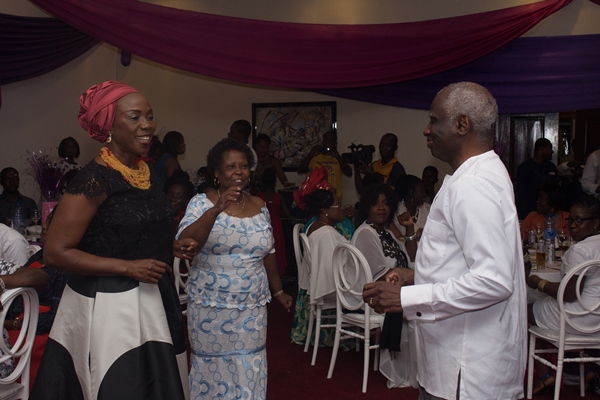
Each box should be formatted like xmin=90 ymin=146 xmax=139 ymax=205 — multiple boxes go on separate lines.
xmin=214 ymin=178 xmax=219 ymax=187
xmin=106 ymin=132 xmax=112 ymax=143
xmin=325 ymin=213 xmax=329 ymax=217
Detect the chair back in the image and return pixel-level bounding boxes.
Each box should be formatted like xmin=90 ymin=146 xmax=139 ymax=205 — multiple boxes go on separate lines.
xmin=557 ymin=259 xmax=600 ymax=336
xmin=293 ymin=223 xmax=310 ymax=291
xmin=0 ymin=287 xmax=39 ymax=400
xmin=332 ymin=243 xmax=373 ymax=312
xmin=299 ymin=232 xmax=312 ymax=290
xmin=27 ymin=245 xmax=41 ymax=259
xmin=173 ymin=257 xmax=189 ymax=295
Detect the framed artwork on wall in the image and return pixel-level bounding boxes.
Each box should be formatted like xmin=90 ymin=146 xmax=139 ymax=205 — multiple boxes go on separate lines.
xmin=252 ymin=101 xmax=337 ymax=171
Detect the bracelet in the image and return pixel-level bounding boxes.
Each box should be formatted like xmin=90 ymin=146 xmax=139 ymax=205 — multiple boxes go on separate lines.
xmin=272 ymin=290 xmax=284 ymax=298
xmin=12 ymin=317 xmax=20 ymax=330
xmin=0 ymin=278 xmax=5 ymax=294
xmin=537 ymin=279 xmax=549 ymax=293
xmin=404 ymin=232 xmax=418 ymax=241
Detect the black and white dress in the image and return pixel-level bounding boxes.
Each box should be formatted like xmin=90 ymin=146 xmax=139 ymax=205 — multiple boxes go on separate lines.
xmin=30 ymin=160 xmax=185 ymax=400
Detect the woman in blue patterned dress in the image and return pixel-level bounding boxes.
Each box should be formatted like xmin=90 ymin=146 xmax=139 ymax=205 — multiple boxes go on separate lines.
xmin=177 ymin=138 xmax=293 ymax=399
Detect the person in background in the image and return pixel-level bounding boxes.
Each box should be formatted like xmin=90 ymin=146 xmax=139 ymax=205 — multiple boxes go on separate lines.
xmin=228 ymin=119 xmax=258 ymax=172
xmin=352 ymin=183 xmax=411 ymax=280
xmin=581 ymin=147 xmax=600 ymax=199
xmin=55 ymin=137 xmax=83 ymax=195
xmin=0 ymin=167 xmax=38 ymax=226
xmin=253 ymin=133 xmax=295 ymax=189
xmin=164 ymin=170 xmax=196 ymax=240
xmin=515 ymin=137 xmax=558 ymax=219
xmin=0 ymin=223 xmax=29 ymax=266
xmin=364 ymin=82 xmax=527 ymax=399
xmin=392 ymin=174 xmax=430 ymax=248
xmin=194 ymin=166 xmax=213 ymax=194
xmin=4 ymin=206 xmax=69 ymax=386
xmin=354 ymin=133 xmax=406 ymax=195
xmin=145 ymin=135 xmax=162 ymax=165
xmin=154 ymin=130 xmax=186 ymax=184
xmin=421 ymin=165 xmax=439 ymax=204
xmin=297 ymin=131 xmax=352 ymax=200
xmin=30 ymin=81 xmax=194 ymax=400
xmin=290 ymin=189 xmax=346 ymax=348
xmin=256 ymin=168 xmax=290 ymax=276
xmin=520 ymin=180 xmax=570 ymax=241
xmin=526 ymin=195 xmax=600 ymax=394
xmin=177 ymin=138 xmax=292 ymax=400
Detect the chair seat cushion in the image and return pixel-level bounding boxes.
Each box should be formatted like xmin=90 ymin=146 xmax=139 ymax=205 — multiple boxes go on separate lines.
xmin=342 ymin=312 xmax=384 ymax=326
xmin=529 ymin=326 xmax=600 ymax=345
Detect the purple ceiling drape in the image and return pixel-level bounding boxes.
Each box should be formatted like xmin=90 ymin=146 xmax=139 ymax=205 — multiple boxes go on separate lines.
xmin=316 ymin=34 xmax=600 ymax=114
xmin=0 ymin=13 xmax=97 ymax=85
xmin=30 ymin=0 xmax=570 ymax=89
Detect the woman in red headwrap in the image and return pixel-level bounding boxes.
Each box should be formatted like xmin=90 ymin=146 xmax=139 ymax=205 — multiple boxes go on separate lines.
xmin=29 ymin=81 xmax=196 ymax=400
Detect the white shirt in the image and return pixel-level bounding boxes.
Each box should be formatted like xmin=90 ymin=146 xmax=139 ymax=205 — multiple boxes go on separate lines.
xmin=401 ymin=151 xmax=527 ymax=400
xmin=307 ymin=225 xmax=347 ymax=302
xmin=581 ymin=151 xmax=600 ymax=197
xmin=352 ymin=222 xmax=408 ymax=280
xmin=0 ymin=224 xmax=29 ymax=266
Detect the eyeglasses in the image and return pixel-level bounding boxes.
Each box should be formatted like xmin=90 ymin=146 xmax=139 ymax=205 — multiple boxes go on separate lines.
xmin=566 ymin=217 xmax=596 ymax=226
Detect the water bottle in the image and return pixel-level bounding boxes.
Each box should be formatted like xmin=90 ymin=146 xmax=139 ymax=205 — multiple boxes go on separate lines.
xmin=543 ymin=214 xmax=556 ymax=242
xmin=12 ymin=202 xmax=25 ymax=235
xmin=543 ymin=214 xmax=556 ymax=266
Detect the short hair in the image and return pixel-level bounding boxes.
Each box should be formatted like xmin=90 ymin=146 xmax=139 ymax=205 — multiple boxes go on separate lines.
xmin=423 ymin=165 xmax=438 ymax=177
xmin=358 ymin=183 xmax=399 ymax=227
xmin=536 ymin=180 xmax=565 ymax=211
xmin=0 ymin=167 xmax=17 ymax=179
xmin=230 ymin=120 xmax=252 ymax=138
xmin=534 ymin=138 xmax=552 ymax=154
xmin=164 ymin=170 xmax=195 ymax=200
xmin=572 ymin=194 xmax=600 ymax=219
xmin=382 ymin=133 xmax=398 ymax=146
xmin=162 ymin=131 xmax=184 ymax=155
xmin=206 ymin=138 xmax=255 ymax=176
xmin=304 ymin=189 xmax=334 ymax=217
xmin=254 ymin=133 xmax=271 ymax=146
xmin=58 ymin=137 xmax=80 ymax=159
xmin=441 ymin=82 xmax=498 ymax=140
xmin=394 ymin=174 xmax=422 ymax=202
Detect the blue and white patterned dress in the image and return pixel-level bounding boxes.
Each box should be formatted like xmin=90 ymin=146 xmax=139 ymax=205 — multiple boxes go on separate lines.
xmin=178 ymin=194 xmax=274 ymax=400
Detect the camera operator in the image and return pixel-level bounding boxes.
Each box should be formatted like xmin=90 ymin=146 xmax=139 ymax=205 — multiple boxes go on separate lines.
xmin=297 ymin=131 xmax=352 ymax=199
xmin=354 ymin=133 xmax=406 ymax=195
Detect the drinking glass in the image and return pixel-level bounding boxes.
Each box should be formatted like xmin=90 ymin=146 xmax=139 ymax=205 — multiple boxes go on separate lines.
xmin=31 ymin=209 xmax=40 ymax=226
xmin=534 ymin=223 xmax=544 ymax=243
xmin=557 ymin=228 xmax=571 ymax=252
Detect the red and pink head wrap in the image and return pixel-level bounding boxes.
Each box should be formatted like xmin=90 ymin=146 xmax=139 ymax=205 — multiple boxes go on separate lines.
xmin=78 ymin=81 xmax=139 ymax=143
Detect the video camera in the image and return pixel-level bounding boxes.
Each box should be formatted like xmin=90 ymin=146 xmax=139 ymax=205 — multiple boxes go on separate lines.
xmin=341 ymin=143 xmax=376 ymax=165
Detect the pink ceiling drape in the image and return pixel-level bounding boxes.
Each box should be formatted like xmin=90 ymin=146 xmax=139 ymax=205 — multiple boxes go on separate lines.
xmin=31 ymin=0 xmax=571 ymax=89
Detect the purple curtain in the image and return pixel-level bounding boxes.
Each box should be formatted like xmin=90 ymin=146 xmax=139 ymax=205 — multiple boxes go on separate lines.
xmin=30 ymin=0 xmax=570 ymax=89
xmin=316 ymin=34 xmax=600 ymax=113
xmin=0 ymin=13 xmax=98 ymax=85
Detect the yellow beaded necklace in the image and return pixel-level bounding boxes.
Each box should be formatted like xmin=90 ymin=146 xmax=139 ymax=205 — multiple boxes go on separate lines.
xmin=100 ymin=147 xmax=151 ymax=190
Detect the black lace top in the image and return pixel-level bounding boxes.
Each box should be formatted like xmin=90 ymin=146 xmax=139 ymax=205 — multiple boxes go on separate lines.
xmin=65 ymin=160 xmax=184 ymax=352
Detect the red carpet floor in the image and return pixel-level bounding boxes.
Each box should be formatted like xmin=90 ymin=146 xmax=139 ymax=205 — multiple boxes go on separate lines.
xmin=264 ymin=291 xmax=600 ymax=400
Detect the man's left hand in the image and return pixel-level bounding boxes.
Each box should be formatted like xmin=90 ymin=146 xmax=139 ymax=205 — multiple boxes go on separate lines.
xmin=363 ymin=281 xmax=403 ymax=314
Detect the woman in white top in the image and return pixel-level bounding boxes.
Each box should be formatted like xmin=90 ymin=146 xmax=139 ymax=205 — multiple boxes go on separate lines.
xmin=352 ymin=183 xmax=415 ymax=388
xmin=393 ymin=174 xmax=430 ymax=243
xmin=290 ymin=189 xmax=346 ymax=346
xmin=352 ymin=184 xmax=412 ymax=280
xmin=527 ymin=195 xmax=600 ymax=394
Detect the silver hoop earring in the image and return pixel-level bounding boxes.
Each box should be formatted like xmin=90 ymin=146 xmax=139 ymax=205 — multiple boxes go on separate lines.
xmin=106 ymin=132 xmax=112 ymax=143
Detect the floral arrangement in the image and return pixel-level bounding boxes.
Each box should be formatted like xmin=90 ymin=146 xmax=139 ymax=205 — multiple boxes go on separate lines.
xmin=25 ymin=150 xmax=63 ymax=202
